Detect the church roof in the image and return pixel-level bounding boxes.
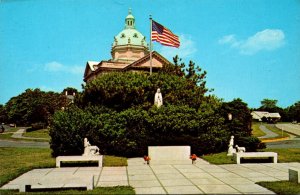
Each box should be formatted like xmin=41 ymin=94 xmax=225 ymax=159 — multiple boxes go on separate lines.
xmin=125 ymin=51 xmax=171 ymax=70
xmin=87 ymin=61 xmax=99 ymax=71
xmin=83 ymin=51 xmax=173 ymax=82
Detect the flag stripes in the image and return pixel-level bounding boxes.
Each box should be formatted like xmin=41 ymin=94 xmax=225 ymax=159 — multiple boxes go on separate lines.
xmin=151 ymin=20 xmax=180 ymax=48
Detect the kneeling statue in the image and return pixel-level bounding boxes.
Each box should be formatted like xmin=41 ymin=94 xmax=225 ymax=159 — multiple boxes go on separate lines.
xmin=83 ymin=138 xmax=100 ymax=156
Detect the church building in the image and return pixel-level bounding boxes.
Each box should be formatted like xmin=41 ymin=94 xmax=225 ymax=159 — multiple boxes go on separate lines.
xmin=83 ymin=9 xmax=172 ymax=83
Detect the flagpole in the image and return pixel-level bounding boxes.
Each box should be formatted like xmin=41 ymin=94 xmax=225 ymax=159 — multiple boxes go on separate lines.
xmin=149 ymin=15 xmax=152 ymax=75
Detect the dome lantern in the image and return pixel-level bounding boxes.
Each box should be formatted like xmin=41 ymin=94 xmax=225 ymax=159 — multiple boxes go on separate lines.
xmin=125 ymin=8 xmax=135 ymax=29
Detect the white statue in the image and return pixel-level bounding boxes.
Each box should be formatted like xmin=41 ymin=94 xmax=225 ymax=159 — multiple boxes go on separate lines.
xmin=235 ymin=145 xmax=246 ymax=153
xmin=227 ymin=135 xmax=236 ymax=156
xmin=83 ymin=138 xmax=100 ymax=156
xmin=154 ymin=88 xmax=163 ymax=108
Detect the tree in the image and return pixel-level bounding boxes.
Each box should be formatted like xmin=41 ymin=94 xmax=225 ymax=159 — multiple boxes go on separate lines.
xmin=160 ymin=55 xmax=185 ymax=77
xmin=0 ymin=104 xmax=7 ymax=123
xmin=5 ymin=88 xmax=65 ymax=126
xmin=285 ymin=101 xmax=300 ymax=122
xmin=80 ymin=72 xmax=208 ymax=110
xmin=161 ymin=55 xmax=208 ymax=88
xmin=259 ymin=98 xmax=285 ymax=121
xmin=259 ymin=99 xmax=278 ymax=112
xmin=220 ymin=98 xmax=253 ymax=137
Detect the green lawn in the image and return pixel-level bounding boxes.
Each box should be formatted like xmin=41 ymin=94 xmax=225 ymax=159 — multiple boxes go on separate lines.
xmin=0 ymin=128 xmax=50 ymax=142
xmin=251 ymin=122 xmax=290 ymax=141
xmin=0 ymin=127 xmax=20 ymax=140
xmin=260 ymin=148 xmax=300 ymax=163
xmin=0 ymin=148 xmax=55 ymax=187
xmin=0 ymin=186 xmax=135 ymax=195
xmin=4 ymin=127 xmax=19 ymax=132
xmin=201 ymin=152 xmax=235 ymax=164
xmin=23 ymin=128 xmax=51 ymax=141
xmin=257 ymin=181 xmax=300 ymax=195
xmin=0 ymin=147 xmax=130 ymax=194
xmin=104 ymin=155 xmax=128 ymax=166
xmin=252 ymin=122 xmax=266 ymax=137
xmin=0 ymin=132 xmax=15 ymax=140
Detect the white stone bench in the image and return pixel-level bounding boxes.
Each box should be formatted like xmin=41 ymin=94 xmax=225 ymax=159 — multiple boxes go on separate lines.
xmin=148 ymin=146 xmax=191 ymax=165
xmin=56 ymin=155 xmax=103 ymax=168
xmin=289 ymin=168 xmax=300 ymax=183
xmin=233 ymin=152 xmax=277 ymax=164
xmin=19 ymin=176 xmax=94 ymax=192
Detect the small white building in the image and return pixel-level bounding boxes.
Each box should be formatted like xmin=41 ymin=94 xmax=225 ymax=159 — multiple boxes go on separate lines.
xmin=251 ymin=111 xmax=281 ymax=122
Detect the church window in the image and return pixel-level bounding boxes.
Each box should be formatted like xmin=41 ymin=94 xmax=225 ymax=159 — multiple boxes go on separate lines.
xmin=133 ymin=33 xmax=138 ymax=38
xmin=121 ymin=33 xmax=125 ymax=38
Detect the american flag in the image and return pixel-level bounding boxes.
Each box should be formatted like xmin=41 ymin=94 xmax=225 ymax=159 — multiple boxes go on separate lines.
xmin=151 ymin=20 xmax=180 ymax=48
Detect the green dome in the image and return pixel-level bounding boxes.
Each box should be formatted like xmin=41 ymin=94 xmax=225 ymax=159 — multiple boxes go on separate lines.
xmin=112 ymin=9 xmax=148 ymax=48
xmin=114 ymin=29 xmax=147 ymax=46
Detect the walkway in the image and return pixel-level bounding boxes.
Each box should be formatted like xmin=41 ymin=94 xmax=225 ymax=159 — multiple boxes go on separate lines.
xmin=258 ymin=125 xmax=278 ymax=139
xmin=2 ymin=158 xmax=300 ymax=194
xmin=11 ymin=128 xmax=48 ymax=140
xmin=0 ymin=128 xmax=50 ymax=148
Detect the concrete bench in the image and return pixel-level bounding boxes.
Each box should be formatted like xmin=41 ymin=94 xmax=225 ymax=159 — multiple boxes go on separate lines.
xmin=233 ymin=152 xmax=277 ymax=164
xmin=289 ymin=168 xmax=300 ymax=183
xmin=148 ymin=146 xmax=191 ymax=165
xmin=56 ymin=155 xmax=103 ymax=168
xmin=19 ymin=176 xmax=94 ymax=192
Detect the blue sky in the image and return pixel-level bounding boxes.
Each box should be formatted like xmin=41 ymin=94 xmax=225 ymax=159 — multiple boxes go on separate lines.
xmin=1 ymin=0 xmax=299 ymax=108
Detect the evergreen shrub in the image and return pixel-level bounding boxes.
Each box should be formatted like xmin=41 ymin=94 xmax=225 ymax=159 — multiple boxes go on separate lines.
xmin=50 ymin=71 xmax=263 ymax=157
xmin=236 ymin=136 xmax=266 ymax=152
xmin=50 ymin=105 xmax=230 ymax=157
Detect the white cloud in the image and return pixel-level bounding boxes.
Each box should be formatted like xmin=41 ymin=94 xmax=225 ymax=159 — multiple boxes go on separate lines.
xmin=44 ymin=61 xmax=84 ymax=75
xmin=218 ymin=34 xmax=236 ymax=44
xmin=219 ymin=29 xmax=285 ymax=55
xmin=159 ymin=34 xmax=197 ymax=60
xmin=44 ymin=61 xmax=64 ymax=72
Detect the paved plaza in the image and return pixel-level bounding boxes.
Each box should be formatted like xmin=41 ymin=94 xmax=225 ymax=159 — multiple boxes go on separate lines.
xmin=2 ymin=157 xmax=300 ymax=194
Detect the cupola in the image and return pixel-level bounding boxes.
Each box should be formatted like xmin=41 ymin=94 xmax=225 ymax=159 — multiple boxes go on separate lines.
xmin=111 ymin=9 xmax=149 ymax=62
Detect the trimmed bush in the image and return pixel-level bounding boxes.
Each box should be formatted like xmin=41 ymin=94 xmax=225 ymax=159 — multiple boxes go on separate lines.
xmin=50 ymin=105 xmax=230 ymax=157
xmin=79 ymin=72 xmax=207 ymax=110
xmin=49 ymin=105 xmax=103 ymax=157
xmin=236 ymin=136 xmax=266 ymax=152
